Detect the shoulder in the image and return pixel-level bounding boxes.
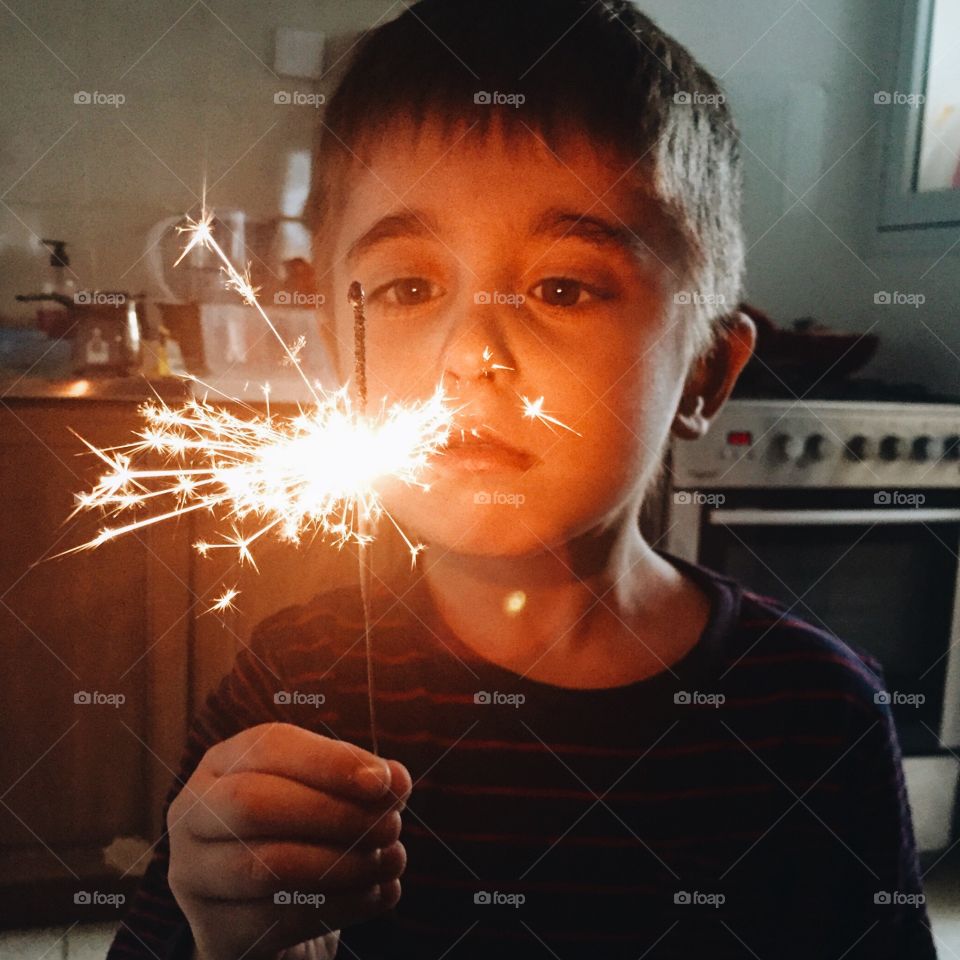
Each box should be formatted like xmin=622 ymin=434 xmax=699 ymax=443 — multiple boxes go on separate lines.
xmin=725 ymin=582 xmax=888 ymax=725
xmin=670 ymin=551 xmax=887 ymax=710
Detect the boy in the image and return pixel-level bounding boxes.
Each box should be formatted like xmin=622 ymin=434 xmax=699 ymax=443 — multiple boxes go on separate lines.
xmin=108 ymin=0 xmax=937 ymax=957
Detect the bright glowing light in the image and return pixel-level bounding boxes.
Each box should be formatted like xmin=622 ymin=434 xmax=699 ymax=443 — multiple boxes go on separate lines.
xmin=64 ymin=383 xmax=456 ymax=569
xmin=520 ymin=394 xmax=582 ymax=436
xmin=503 ymin=590 xmax=527 ymax=615
xmin=209 ymin=587 xmax=240 ymax=614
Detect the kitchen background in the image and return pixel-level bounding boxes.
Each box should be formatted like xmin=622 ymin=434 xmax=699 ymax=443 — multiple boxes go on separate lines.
xmin=1 ymin=0 xmax=958 ymax=389
xmin=1 ymin=0 xmax=959 ymax=955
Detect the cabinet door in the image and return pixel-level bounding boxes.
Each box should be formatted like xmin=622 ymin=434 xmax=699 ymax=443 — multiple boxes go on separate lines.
xmin=0 ymin=402 xmax=191 ymax=926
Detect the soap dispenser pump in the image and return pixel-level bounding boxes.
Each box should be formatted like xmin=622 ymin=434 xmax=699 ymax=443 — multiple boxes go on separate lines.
xmin=41 ymin=239 xmax=75 ymax=302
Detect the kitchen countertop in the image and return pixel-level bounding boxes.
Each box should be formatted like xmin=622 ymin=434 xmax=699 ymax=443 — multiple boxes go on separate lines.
xmin=0 ymin=375 xmax=193 ymax=403
xmin=0 ymin=372 xmax=322 ymax=406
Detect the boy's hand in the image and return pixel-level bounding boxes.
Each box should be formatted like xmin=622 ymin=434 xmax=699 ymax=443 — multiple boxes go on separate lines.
xmin=167 ymin=723 xmax=411 ymax=960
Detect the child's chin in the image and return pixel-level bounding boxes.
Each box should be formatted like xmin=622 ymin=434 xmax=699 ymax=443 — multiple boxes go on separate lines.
xmin=383 ymin=493 xmax=546 ymax=556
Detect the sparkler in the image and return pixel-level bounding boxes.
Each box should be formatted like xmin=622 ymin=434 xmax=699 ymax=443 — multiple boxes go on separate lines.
xmin=65 ymin=206 xmax=582 ymax=753
xmin=520 ymin=394 xmax=583 ymax=436
xmin=64 ymin=377 xmax=455 ymax=587
xmin=348 ymin=279 xmax=378 ymax=754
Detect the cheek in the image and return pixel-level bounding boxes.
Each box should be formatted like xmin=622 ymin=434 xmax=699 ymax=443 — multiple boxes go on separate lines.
xmin=344 ymin=323 xmax=440 ymax=401
xmin=327 ymin=320 xmax=414 ymax=402
xmin=570 ymin=359 xmax=679 ymax=474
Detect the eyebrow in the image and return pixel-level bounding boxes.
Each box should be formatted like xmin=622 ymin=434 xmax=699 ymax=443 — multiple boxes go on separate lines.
xmin=344 ymin=204 xmax=663 ymax=264
xmin=346 ymin=209 xmax=440 ymax=263
xmin=532 ymin=206 xmax=667 ymax=262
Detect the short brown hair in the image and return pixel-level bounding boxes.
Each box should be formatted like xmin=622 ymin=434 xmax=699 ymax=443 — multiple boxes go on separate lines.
xmin=309 ymin=0 xmax=745 ymax=359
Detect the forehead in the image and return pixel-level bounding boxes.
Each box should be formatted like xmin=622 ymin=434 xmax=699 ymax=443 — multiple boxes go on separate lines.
xmin=353 ymin=116 xmax=626 ymax=190
xmin=330 ymin=115 xmax=676 ymax=252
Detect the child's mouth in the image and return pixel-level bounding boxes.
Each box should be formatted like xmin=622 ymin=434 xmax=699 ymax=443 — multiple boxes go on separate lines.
xmin=433 ymin=430 xmax=536 ymax=473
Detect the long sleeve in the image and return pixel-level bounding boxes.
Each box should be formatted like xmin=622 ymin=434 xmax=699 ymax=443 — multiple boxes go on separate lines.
xmin=106 ymin=631 xmax=288 ymax=960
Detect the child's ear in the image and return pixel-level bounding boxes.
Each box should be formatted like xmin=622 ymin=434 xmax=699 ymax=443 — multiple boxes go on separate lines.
xmin=672 ymin=310 xmax=756 ymax=440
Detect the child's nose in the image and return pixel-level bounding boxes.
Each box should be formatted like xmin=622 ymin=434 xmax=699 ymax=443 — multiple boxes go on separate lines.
xmin=439 ymin=293 xmax=518 ymax=387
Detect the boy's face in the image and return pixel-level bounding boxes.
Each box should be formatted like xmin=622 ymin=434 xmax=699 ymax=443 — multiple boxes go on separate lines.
xmin=326 ymin=118 xmax=693 ymax=558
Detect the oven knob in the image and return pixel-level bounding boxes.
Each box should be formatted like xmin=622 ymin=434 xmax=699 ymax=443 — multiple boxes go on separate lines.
xmin=911 ymin=435 xmax=933 ymax=462
xmin=879 ymin=435 xmax=902 ymax=461
xmin=944 ymin=435 xmax=960 ymax=461
xmin=804 ymin=433 xmax=829 ymax=461
xmin=773 ymin=433 xmax=803 ymax=462
xmin=845 ymin=434 xmax=871 ymax=461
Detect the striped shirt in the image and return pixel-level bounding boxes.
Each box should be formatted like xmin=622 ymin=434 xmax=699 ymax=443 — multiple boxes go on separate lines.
xmin=107 ymin=550 xmax=938 ymax=959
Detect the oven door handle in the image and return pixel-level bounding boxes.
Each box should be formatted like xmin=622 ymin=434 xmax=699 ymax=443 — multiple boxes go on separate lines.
xmin=709 ymin=508 xmax=960 ymax=526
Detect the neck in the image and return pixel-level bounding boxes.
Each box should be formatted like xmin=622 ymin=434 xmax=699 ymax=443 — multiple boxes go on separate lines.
xmin=418 ymin=508 xmax=673 ymax=670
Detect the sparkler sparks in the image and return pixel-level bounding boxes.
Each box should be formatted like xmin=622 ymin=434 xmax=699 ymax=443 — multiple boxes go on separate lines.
xmin=66 ymin=206 xmax=581 ymax=580
xmin=520 ymin=394 xmax=583 ymax=436
xmin=63 ymin=383 xmax=457 ymax=569
xmin=209 ymin=586 xmax=240 ymax=615
xmin=63 ymin=204 xmax=584 ymax=757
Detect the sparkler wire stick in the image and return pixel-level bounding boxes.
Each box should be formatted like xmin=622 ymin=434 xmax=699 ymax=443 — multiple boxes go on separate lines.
xmin=349 ymin=281 xmax=379 ymax=756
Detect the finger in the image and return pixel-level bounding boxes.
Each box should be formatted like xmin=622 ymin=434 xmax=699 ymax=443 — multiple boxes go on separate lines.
xmin=190 ymin=772 xmax=402 ymax=848
xmin=384 ymin=759 xmax=413 ymax=811
xmin=175 ymin=839 xmax=406 ymax=901
xmin=206 ymin=724 xmax=400 ymax=804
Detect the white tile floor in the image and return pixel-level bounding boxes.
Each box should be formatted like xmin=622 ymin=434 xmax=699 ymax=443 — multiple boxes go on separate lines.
xmin=925 ymin=846 xmax=960 ymax=958
xmin=0 ymin=921 xmax=118 ymax=959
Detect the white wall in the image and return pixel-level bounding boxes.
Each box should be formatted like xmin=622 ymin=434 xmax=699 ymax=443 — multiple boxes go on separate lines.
xmin=641 ymin=0 xmax=959 ymax=396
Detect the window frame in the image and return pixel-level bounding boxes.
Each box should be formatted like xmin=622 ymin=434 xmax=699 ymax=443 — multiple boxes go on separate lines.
xmin=879 ymin=0 xmax=960 ymax=231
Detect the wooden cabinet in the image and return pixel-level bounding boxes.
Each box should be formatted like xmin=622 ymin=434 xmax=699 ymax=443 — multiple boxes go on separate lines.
xmin=0 ymin=398 xmax=357 ymax=927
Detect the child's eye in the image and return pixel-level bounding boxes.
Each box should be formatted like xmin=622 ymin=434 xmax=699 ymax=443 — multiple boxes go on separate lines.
xmin=530 ymin=277 xmax=604 ymax=308
xmin=370 ymin=277 xmax=442 ymax=307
